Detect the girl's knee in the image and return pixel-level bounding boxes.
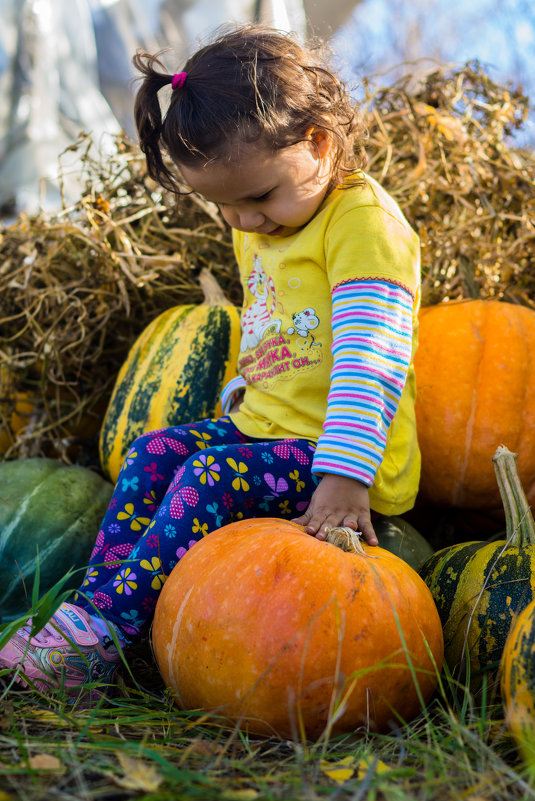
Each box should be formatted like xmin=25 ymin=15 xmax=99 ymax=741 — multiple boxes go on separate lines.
xmin=127 ymin=426 xmax=189 ymax=453
xmin=129 ymin=429 xmax=165 ymax=448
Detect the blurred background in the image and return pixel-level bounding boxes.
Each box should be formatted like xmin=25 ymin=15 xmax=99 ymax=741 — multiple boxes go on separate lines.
xmin=0 ymin=0 xmax=533 ymax=215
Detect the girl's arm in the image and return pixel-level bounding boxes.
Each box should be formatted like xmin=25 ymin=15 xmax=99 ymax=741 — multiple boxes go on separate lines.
xmin=221 ymin=376 xmax=246 ymax=415
xmin=292 ymin=279 xmax=414 ymax=544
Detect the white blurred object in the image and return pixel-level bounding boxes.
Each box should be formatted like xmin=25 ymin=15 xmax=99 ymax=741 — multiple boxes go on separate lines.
xmin=89 ymin=0 xmax=309 ymax=136
xmin=0 ymin=0 xmax=119 ymax=214
xmin=92 ymin=0 xmax=356 ymax=134
xmin=0 ymin=0 xmax=358 ymax=215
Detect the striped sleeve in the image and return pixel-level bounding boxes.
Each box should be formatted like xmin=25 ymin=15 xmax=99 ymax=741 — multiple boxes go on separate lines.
xmin=221 ymin=375 xmax=247 ymax=415
xmin=312 ymin=279 xmax=414 ymax=486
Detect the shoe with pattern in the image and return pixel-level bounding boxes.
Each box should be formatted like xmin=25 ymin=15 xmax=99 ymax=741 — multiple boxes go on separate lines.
xmin=0 ymin=602 xmax=121 ymax=693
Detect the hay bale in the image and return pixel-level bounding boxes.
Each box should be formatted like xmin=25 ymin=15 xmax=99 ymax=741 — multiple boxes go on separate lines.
xmin=0 ymin=62 xmax=533 ymax=463
xmin=0 ymin=140 xmax=238 ymax=463
xmin=362 ymin=61 xmax=535 ymax=307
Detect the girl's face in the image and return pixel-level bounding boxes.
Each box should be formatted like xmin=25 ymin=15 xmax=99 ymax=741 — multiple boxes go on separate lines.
xmin=178 ymin=132 xmax=333 ymax=237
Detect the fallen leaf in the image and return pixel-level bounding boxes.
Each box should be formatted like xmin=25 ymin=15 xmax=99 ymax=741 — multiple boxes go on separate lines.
xmin=181 ymin=737 xmax=225 ymax=758
xmin=413 ymin=101 xmax=468 ymax=143
xmin=28 ymin=754 xmax=64 ymax=773
xmin=112 ymin=752 xmax=163 ymax=792
xmin=357 ymin=754 xmax=391 ymax=774
xmin=220 ymin=790 xmax=259 ymax=800
xmin=320 ymin=756 xmax=356 ymax=784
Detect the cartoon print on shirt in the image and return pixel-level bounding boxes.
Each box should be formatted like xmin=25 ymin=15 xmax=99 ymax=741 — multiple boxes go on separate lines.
xmin=236 ymin=247 xmax=325 ymax=384
xmin=287 ymin=307 xmax=320 ymax=348
xmin=240 ymin=254 xmax=282 ymax=352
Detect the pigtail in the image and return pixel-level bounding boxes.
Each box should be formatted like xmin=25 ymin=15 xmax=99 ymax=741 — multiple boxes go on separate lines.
xmin=133 ymin=51 xmax=183 ymax=193
xmin=132 ymin=24 xmax=368 ymax=192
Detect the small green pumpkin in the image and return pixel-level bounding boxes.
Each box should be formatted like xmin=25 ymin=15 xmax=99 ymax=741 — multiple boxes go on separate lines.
xmin=419 ymin=445 xmax=535 ymax=692
xmin=99 ymin=269 xmax=241 ymax=483
xmin=0 ymin=458 xmax=113 ymax=620
xmin=374 ymin=516 xmax=434 ymax=572
xmin=501 ymin=597 xmax=535 ymax=778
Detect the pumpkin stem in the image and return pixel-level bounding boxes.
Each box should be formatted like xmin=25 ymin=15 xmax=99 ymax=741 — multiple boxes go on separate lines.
xmin=325 ymin=527 xmax=378 ymax=557
xmin=493 ymin=445 xmax=535 ymax=547
xmin=198 ymin=268 xmax=231 ymax=306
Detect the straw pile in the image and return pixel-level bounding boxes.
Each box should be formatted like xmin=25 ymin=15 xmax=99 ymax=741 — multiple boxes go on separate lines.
xmin=0 ymin=61 xmax=534 ymax=464
xmin=0 ymin=140 xmax=239 ymax=463
xmin=363 ymin=61 xmax=534 ymax=306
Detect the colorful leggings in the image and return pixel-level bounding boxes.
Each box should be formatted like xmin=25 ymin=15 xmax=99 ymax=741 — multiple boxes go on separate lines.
xmin=75 ymin=417 xmax=318 ymax=640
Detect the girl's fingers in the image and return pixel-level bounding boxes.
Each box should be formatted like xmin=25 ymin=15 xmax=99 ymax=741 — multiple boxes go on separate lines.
xmin=291 ymin=512 xmax=311 ymax=528
xmin=357 ymin=519 xmax=378 ymax=546
xmin=292 ymin=513 xmax=377 ymax=545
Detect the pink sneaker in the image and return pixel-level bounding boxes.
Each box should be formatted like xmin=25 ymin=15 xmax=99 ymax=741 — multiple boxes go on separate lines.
xmin=0 ymin=602 xmax=121 ymax=693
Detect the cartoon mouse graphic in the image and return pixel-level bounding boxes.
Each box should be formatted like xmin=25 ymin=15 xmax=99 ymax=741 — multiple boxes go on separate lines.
xmin=287 ymin=307 xmax=320 ymax=347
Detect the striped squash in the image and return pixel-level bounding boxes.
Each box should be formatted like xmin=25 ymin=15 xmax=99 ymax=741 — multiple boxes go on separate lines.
xmin=99 ymin=269 xmax=241 ymax=482
xmin=419 ymin=445 xmax=535 ymax=693
xmin=501 ymin=598 xmax=535 ymax=777
xmin=0 ymin=458 xmax=113 ymax=621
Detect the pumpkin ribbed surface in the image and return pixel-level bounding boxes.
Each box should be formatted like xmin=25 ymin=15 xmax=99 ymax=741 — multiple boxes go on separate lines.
xmin=152 ymin=517 xmax=443 ymax=739
xmin=415 ymin=300 xmax=535 ymax=509
xmin=0 ymin=458 xmax=113 ymax=620
xmin=99 ymin=270 xmax=241 ymax=482
xmin=501 ymin=598 xmax=535 ymax=772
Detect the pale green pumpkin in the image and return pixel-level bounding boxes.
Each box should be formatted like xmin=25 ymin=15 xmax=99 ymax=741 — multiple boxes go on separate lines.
xmin=0 ymin=458 xmax=113 ymax=620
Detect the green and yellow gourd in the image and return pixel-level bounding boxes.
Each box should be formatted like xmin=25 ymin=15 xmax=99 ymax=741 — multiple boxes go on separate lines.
xmin=501 ymin=598 xmax=535 ymax=778
xmin=0 ymin=458 xmax=113 ymax=621
xmin=99 ymin=269 xmax=241 ymax=482
xmin=419 ymin=445 xmax=535 ymax=692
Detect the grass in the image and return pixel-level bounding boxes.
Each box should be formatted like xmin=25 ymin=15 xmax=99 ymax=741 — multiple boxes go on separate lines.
xmin=0 ymin=560 xmax=533 ymax=800
xmin=0 ymin=632 xmax=533 ymax=801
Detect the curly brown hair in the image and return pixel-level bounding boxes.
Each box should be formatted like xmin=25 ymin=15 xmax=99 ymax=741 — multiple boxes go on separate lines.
xmin=133 ymin=24 xmax=367 ymax=194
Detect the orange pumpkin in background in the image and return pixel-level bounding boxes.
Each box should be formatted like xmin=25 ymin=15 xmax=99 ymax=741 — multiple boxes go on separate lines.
xmin=152 ymin=518 xmax=443 ymax=740
xmin=414 ymin=300 xmax=535 ymax=510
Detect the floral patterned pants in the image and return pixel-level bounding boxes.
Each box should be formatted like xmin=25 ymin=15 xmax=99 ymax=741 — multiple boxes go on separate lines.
xmin=76 ymin=417 xmax=318 ymax=640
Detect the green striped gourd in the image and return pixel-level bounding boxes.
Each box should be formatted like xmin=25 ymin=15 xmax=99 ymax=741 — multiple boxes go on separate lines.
xmin=0 ymin=458 xmax=113 ymax=621
xmin=99 ymin=269 xmax=241 ymax=482
xmin=501 ymin=598 xmax=535 ymax=777
xmin=419 ymin=445 xmax=535 ymax=692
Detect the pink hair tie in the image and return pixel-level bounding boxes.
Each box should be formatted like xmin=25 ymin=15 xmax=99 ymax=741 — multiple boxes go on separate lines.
xmin=171 ymin=72 xmax=187 ymax=91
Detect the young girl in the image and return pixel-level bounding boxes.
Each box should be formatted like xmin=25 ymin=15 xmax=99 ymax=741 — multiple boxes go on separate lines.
xmin=0 ymin=24 xmax=421 ymax=694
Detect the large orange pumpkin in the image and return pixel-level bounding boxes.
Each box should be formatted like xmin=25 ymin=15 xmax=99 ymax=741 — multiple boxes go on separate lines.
xmin=415 ymin=300 xmax=535 ymax=509
xmin=152 ymin=518 xmax=443 ymax=739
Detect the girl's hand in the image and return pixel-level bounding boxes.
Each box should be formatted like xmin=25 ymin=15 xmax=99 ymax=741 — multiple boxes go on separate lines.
xmin=291 ymin=473 xmax=378 ymax=546
xmin=229 ymin=390 xmax=244 ymax=414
